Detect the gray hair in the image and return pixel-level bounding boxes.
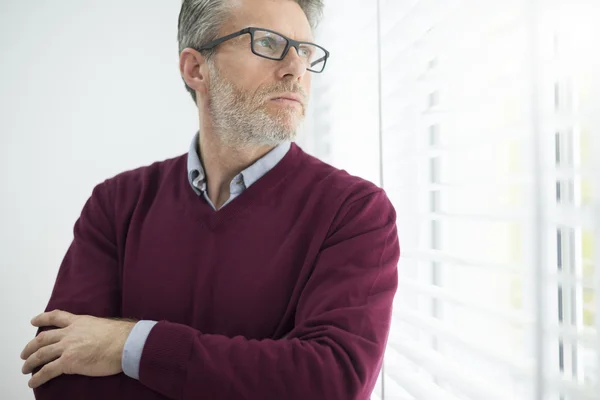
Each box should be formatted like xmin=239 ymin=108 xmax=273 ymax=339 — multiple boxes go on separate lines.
xmin=178 ymin=0 xmax=324 ymax=103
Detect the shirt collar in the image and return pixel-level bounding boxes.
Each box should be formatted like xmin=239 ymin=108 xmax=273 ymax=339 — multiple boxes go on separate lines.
xmin=187 ymin=132 xmax=291 ymax=195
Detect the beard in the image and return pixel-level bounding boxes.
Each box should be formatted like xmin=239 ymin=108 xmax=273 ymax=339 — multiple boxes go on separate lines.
xmin=206 ymin=62 xmax=307 ymax=149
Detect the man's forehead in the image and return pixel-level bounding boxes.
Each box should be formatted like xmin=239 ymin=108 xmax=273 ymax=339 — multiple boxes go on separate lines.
xmin=225 ymin=0 xmax=314 ymax=41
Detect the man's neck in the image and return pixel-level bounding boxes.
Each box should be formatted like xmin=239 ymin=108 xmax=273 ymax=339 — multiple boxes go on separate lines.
xmin=198 ymin=129 xmax=274 ymax=209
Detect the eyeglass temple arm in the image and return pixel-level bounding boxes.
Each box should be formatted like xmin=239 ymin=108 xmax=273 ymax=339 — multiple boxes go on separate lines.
xmin=310 ymin=55 xmax=327 ymax=68
xmin=197 ymin=28 xmax=252 ymax=51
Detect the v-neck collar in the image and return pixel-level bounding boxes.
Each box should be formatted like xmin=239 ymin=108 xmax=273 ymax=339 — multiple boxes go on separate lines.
xmin=187 ymin=132 xmax=291 ymax=199
xmin=182 ymin=142 xmax=302 ymax=230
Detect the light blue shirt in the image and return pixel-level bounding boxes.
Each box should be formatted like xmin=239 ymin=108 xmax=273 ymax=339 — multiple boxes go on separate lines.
xmin=121 ymin=132 xmax=291 ymax=380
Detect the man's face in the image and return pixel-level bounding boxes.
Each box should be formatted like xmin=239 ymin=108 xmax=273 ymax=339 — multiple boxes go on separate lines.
xmin=205 ymin=0 xmax=314 ymax=148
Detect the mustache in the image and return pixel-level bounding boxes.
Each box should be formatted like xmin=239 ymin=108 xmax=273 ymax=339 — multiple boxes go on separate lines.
xmin=258 ymin=83 xmax=308 ymax=104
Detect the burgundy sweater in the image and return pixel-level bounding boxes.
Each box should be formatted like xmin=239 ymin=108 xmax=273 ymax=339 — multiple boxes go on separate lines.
xmin=33 ymin=143 xmax=400 ymax=400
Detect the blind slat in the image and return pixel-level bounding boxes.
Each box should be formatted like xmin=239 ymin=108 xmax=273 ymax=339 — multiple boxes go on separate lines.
xmin=393 ymin=307 xmax=535 ymax=373
xmin=387 ymin=339 xmax=515 ymax=400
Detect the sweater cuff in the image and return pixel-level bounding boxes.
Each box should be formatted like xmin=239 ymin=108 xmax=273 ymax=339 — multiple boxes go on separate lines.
xmin=122 ymin=320 xmax=158 ymax=380
xmin=138 ymin=320 xmax=196 ymax=399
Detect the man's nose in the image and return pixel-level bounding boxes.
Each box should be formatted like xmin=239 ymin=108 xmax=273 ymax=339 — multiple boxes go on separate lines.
xmin=278 ymin=46 xmax=307 ymax=79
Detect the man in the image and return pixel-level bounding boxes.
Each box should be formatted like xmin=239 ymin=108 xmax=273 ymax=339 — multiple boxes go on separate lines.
xmin=20 ymin=0 xmax=399 ymax=399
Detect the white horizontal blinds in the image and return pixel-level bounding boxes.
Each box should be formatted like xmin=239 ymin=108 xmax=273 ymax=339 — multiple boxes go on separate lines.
xmin=380 ymin=0 xmax=535 ymax=397
xmin=535 ymin=0 xmax=598 ymax=398
xmin=377 ymin=0 xmax=599 ymax=399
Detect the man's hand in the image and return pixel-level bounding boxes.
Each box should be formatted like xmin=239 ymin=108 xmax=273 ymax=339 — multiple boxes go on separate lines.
xmin=20 ymin=310 xmax=136 ymax=389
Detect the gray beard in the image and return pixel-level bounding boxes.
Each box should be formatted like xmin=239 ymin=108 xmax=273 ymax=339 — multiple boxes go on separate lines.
xmin=206 ymin=63 xmax=304 ymax=149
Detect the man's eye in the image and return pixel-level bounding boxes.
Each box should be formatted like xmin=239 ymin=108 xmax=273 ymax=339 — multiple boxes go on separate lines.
xmin=256 ymin=38 xmax=275 ymax=48
xmin=299 ymin=47 xmax=312 ymax=58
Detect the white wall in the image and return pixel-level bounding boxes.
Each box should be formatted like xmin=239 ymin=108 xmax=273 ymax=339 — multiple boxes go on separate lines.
xmin=0 ymin=2 xmax=197 ymax=398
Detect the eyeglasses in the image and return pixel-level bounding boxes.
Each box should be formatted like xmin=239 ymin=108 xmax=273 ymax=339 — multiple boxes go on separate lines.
xmin=197 ymin=27 xmax=330 ymax=73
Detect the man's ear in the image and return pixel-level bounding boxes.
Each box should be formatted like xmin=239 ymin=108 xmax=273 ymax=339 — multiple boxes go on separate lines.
xmin=180 ymin=48 xmax=209 ymax=96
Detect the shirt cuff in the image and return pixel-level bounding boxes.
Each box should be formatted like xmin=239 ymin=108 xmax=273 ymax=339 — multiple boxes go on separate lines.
xmin=122 ymin=320 xmax=158 ymax=380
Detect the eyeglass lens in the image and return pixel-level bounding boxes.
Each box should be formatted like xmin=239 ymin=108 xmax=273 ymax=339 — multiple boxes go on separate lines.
xmin=251 ymin=29 xmax=326 ymax=72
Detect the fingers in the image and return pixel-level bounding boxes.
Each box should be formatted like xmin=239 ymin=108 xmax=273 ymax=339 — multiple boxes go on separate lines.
xmin=31 ymin=309 xmax=75 ymax=329
xmin=22 ymin=342 xmax=63 ymax=375
xmin=20 ymin=329 xmax=65 ymax=360
xmin=28 ymin=357 xmax=64 ymax=389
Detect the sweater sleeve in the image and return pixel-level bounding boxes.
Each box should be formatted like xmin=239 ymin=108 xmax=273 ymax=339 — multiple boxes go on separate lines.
xmin=32 ymin=181 xmax=124 ymax=399
xmin=138 ymin=189 xmax=400 ymax=400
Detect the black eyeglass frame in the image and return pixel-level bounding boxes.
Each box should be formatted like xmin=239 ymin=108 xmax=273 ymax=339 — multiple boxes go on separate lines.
xmin=196 ymin=27 xmax=330 ymax=73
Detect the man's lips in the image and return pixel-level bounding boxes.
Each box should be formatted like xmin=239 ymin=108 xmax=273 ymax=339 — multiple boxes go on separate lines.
xmin=269 ymin=92 xmax=304 ymax=105
xmin=270 ymin=98 xmax=302 ymax=106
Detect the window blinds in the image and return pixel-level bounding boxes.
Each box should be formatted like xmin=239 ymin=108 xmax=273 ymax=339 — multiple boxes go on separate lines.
xmin=304 ymin=0 xmax=600 ymax=399
xmin=375 ymin=0 xmax=599 ymax=399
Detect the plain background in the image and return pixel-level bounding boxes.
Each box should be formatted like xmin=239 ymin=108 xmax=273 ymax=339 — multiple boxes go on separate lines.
xmin=0 ymin=1 xmax=381 ymax=398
